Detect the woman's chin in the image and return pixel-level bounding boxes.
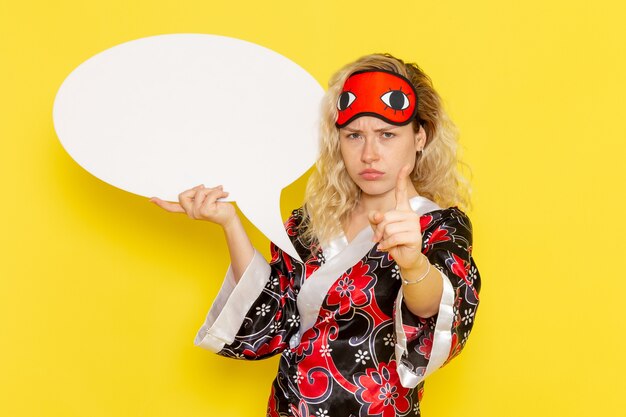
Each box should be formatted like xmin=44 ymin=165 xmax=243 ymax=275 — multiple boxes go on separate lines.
xmin=358 ymin=184 xmax=394 ymax=199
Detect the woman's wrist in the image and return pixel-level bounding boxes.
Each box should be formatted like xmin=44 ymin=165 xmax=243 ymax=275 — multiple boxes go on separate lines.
xmin=400 ymin=253 xmax=429 ymax=279
xmin=220 ymin=214 xmax=255 ymax=284
xmin=400 ymin=254 xmax=443 ymax=317
xmin=221 ymin=214 xmax=242 ymax=235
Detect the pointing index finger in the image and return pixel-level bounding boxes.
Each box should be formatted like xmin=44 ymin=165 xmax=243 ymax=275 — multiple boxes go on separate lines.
xmin=395 ymin=164 xmax=412 ymax=211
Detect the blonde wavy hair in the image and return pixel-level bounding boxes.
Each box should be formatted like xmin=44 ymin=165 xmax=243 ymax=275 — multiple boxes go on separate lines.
xmin=301 ymin=53 xmax=472 ymax=247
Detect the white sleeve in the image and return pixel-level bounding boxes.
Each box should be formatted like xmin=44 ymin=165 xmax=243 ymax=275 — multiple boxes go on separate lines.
xmin=394 ymin=267 xmax=455 ymax=388
xmin=194 ymin=249 xmax=271 ymax=352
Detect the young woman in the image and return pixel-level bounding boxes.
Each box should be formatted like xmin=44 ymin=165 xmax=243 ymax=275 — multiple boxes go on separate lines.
xmin=151 ymin=53 xmax=481 ymax=417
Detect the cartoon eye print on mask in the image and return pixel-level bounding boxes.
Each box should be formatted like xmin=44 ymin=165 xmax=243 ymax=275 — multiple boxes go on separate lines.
xmin=380 ymin=89 xmax=411 ymax=111
xmin=335 ymin=70 xmax=419 ymax=128
xmin=338 ymin=91 xmax=357 ymax=110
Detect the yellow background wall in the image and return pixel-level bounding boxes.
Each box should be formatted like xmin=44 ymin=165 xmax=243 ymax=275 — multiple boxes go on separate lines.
xmin=1 ymin=0 xmax=625 ymax=416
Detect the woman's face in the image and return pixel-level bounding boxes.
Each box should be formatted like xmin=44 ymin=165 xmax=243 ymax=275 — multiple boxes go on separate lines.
xmin=339 ymin=116 xmax=426 ymax=202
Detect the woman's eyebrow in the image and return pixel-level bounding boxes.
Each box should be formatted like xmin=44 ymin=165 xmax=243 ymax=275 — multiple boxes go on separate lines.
xmin=374 ymin=126 xmax=397 ymax=132
xmin=341 ymin=125 xmax=396 ymax=133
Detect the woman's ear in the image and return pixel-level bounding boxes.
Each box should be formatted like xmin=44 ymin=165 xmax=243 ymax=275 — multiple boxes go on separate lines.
xmin=414 ymin=124 xmax=427 ymax=151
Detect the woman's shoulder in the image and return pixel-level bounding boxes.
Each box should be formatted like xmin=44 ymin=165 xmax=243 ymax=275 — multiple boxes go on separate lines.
xmin=433 ymin=205 xmax=471 ymax=220
xmin=421 ymin=205 xmax=473 ymax=235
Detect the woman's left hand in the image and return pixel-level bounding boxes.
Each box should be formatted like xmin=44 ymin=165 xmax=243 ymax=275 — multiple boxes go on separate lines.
xmin=369 ymin=165 xmax=427 ymax=272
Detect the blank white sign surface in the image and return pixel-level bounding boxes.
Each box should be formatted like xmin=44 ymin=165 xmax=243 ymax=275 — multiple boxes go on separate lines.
xmin=53 ymin=34 xmax=324 ymax=261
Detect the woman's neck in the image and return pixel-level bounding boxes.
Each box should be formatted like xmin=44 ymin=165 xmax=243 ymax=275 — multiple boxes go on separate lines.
xmin=339 ymin=194 xmax=387 ymax=242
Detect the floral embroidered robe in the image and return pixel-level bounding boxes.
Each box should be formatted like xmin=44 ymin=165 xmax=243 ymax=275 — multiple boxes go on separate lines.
xmin=195 ymin=196 xmax=481 ymax=417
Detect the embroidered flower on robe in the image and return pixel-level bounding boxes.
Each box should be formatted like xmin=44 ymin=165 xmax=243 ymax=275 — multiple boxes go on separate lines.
xmin=355 ymin=361 xmax=411 ymax=417
xmin=242 ymin=334 xmax=286 ymax=358
xmin=417 ymin=333 xmax=433 ymax=360
xmin=289 ymin=399 xmax=311 ymax=417
xmin=449 ymin=252 xmax=469 ymax=279
xmin=444 ymin=333 xmax=463 ymax=365
xmin=422 ymin=221 xmax=453 ymax=249
xmin=446 ymin=252 xmax=479 ymax=304
xmin=326 ymin=261 xmax=374 ymax=315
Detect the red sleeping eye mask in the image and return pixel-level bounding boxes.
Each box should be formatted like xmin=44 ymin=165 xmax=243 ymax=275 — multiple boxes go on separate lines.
xmin=335 ymin=70 xmax=419 ymax=128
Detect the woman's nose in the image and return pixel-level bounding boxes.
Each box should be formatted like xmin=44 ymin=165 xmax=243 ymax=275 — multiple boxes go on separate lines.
xmin=361 ymin=138 xmax=380 ymax=163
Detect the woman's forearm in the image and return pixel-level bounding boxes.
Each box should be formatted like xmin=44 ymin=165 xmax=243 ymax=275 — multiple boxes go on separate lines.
xmin=221 ymin=215 xmax=255 ymax=284
xmin=400 ymin=257 xmax=443 ymax=318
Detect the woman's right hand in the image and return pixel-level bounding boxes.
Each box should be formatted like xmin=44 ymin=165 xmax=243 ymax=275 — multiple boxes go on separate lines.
xmin=149 ymin=185 xmax=237 ymax=228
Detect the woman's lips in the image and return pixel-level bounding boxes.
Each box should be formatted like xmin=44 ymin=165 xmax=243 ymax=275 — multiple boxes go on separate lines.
xmin=359 ymin=169 xmax=384 ymax=180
